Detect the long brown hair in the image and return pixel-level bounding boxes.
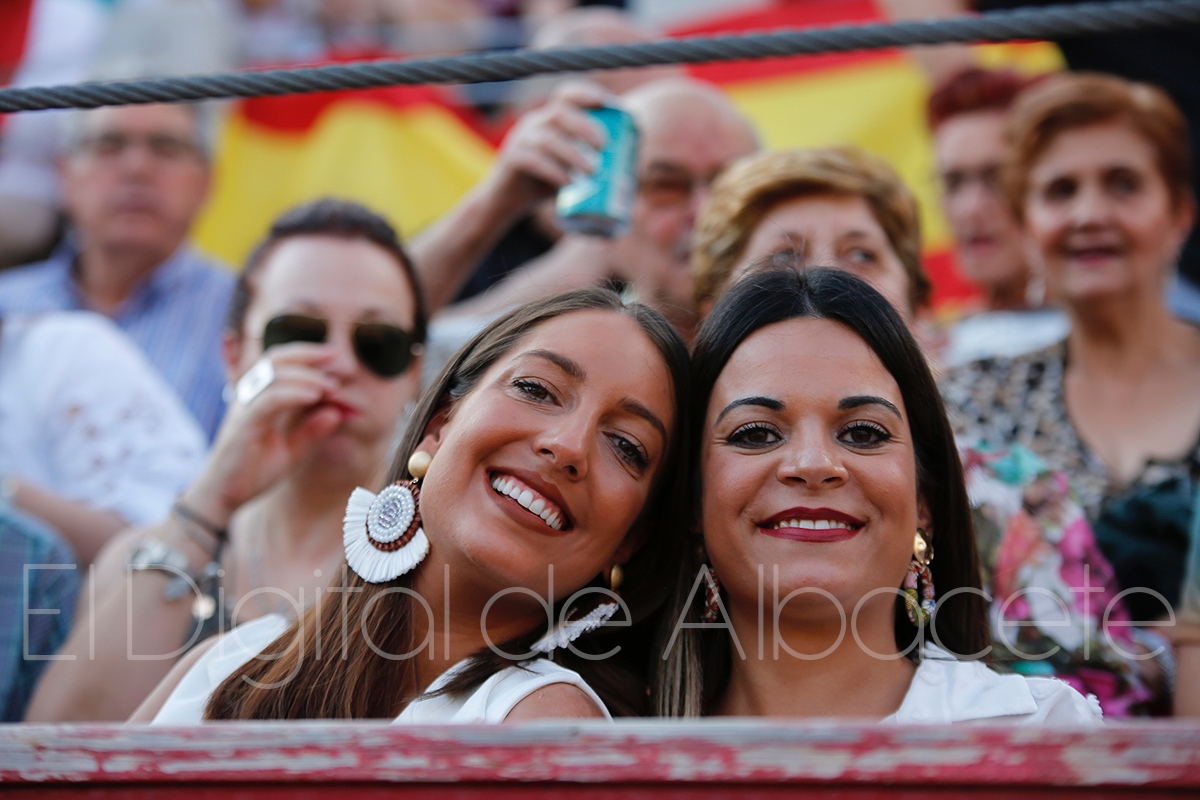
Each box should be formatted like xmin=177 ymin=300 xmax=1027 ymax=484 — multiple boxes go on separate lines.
xmin=655 ymin=267 xmax=987 ymax=717
xmin=206 ymin=288 xmax=691 ymax=720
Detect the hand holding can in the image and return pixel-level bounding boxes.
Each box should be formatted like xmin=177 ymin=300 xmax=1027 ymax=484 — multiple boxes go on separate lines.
xmin=555 ymin=104 xmax=640 ymax=238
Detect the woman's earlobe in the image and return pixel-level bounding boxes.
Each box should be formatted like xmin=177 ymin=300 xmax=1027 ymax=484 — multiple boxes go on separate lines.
xmin=613 ymin=521 xmax=651 ymax=566
xmin=917 ymin=494 xmax=933 ymax=537
xmin=415 ymin=405 xmax=452 ymax=460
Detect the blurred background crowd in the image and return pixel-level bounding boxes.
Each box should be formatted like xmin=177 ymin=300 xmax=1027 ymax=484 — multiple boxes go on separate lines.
xmin=2 ymin=0 xmax=1200 ymax=724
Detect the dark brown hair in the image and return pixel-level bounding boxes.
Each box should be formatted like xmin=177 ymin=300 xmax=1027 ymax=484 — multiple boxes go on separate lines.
xmin=206 ymin=288 xmax=690 ymax=720
xmin=226 ymin=198 xmax=428 ymax=344
xmin=1004 ymin=72 xmax=1193 ymax=220
xmin=656 ymin=265 xmax=988 ymax=717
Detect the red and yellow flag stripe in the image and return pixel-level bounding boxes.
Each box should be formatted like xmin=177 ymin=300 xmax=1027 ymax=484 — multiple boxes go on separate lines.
xmin=192 ymin=3 xmax=1062 ymax=311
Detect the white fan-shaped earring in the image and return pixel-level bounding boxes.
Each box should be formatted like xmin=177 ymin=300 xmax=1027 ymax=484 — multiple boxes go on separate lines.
xmin=342 ymin=450 xmax=432 ymax=583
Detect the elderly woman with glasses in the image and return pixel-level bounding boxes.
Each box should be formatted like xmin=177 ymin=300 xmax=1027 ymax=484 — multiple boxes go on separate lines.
xmin=928 ymin=68 xmax=1069 ymax=366
xmin=26 ymin=199 xmax=428 ymax=722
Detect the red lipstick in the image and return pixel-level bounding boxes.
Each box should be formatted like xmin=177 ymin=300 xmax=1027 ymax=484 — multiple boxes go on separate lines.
xmin=758 ymin=506 xmax=865 ymax=543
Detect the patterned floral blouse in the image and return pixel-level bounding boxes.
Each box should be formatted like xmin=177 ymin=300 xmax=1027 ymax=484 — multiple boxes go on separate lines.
xmin=941 ymin=341 xmax=1199 ymax=715
xmin=940 ymin=341 xmax=1200 ymax=519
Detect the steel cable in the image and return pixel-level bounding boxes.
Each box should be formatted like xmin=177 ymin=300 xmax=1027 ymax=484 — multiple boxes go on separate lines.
xmin=1 ymin=0 xmax=1198 ymax=113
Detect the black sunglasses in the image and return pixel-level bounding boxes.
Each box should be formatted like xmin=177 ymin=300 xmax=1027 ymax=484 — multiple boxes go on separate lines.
xmin=262 ymin=314 xmax=421 ymax=378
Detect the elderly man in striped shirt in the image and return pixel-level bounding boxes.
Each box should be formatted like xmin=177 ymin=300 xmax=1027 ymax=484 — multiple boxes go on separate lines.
xmin=0 ymin=102 xmax=232 ymax=440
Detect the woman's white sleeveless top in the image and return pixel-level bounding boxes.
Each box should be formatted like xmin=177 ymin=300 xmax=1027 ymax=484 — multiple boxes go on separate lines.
xmin=150 ymin=613 xmax=612 ymax=724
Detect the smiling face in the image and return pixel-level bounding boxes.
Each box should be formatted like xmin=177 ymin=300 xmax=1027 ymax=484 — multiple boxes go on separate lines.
xmin=1024 ymin=121 xmax=1195 ymax=306
xmin=233 ymin=234 xmax=420 ymax=470
xmin=732 ymin=194 xmax=914 ymax=322
xmin=415 ymin=309 xmax=676 ymax=601
xmin=701 ymin=317 xmax=923 ymax=626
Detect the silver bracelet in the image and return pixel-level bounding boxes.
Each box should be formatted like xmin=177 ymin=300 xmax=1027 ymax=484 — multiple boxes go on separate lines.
xmin=127 ymin=539 xmax=210 ymax=603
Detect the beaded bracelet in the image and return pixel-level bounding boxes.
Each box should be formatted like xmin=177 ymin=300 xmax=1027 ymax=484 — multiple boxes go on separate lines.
xmin=170 ymin=499 xmax=228 ymax=557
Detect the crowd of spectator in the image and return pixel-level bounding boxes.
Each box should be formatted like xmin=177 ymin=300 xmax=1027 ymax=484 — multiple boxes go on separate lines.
xmin=1 ymin=0 xmax=1199 ymax=725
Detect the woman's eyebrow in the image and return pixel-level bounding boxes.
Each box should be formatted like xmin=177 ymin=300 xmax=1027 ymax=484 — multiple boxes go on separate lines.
xmin=620 ymin=399 xmax=667 ymax=444
xmin=523 ymin=349 xmax=586 ymax=380
xmin=520 ymin=350 xmax=666 ymax=445
xmin=715 ymin=395 xmax=784 ymax=425
xmin=839 ymin=395 xmax=902 ymax=419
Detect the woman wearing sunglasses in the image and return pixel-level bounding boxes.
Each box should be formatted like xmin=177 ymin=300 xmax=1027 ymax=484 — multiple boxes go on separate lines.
xmin=133 ymin=288 xmax=689 ymax=723
xmin=656 ymin=267 xmax=1100 ymax=724
xmin=27 ymin=199 xmax=427 ymax=722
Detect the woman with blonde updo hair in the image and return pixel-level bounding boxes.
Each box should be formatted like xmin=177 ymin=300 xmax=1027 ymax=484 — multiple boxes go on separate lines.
xmin=941 ymin=72 xmax=1200 ymax=715
xmin=691 ymin=146 xmax=931 ymax=324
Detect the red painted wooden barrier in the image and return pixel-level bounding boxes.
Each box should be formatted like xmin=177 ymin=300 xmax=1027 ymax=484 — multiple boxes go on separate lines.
xmin=1 ymin=721 xmax=1198 ymax=798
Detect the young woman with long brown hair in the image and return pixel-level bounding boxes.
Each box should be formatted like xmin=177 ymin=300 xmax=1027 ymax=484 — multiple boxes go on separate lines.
xmin=133 ymin=288 xmax=690 ymax=723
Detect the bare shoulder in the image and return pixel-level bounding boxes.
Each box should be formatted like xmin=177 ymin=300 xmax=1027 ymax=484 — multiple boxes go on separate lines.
xmin=126 ymin=635 xmax=220 ymax=723
xmin=504 ymin=682 xmax=607 ymax=722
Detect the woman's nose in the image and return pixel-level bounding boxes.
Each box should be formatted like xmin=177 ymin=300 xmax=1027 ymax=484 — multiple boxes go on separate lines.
xmin=958 ymin=179 xmax=997 ymax=219
xmin=777 ymin=430 xmax=848 ymax=487
xmin=323 ymin=329 xmax=359 ymax=379
xmin=1067 ymin=181 xmax=1115 ymax=227
xmin=533 ymin=412 xmax=590 ymax=479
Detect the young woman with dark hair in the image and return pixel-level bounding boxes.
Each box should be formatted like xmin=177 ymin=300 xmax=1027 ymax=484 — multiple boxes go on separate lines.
xmin=29 ymin=198 xmax=427 ymax=723
xmin=656 ymin=266 xmax=1099 ymax=723
xmin=134 ymin=288 xmax=690 ymax=723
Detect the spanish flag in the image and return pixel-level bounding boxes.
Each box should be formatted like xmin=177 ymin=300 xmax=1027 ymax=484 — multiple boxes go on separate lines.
xmin=192 ymin=80 xmax=496 ymax=267
xmin=192 ymin=3 xmax=1062 ymax=311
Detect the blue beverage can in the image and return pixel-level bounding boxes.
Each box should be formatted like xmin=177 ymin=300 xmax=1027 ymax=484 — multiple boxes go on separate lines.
xmin=556 ymin=104 xmax=640 ymax=237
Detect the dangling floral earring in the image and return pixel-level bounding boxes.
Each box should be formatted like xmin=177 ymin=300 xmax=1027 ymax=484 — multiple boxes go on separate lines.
xmin=342 ymin=450 xmax=432 ymax=583
xmin=903 ymin=528 xmax=936 ymax=626
xmin=702 ymin=566 xmax=722 ymax=623
xmin=1024 ymin=242 xmax=1048 ymax=308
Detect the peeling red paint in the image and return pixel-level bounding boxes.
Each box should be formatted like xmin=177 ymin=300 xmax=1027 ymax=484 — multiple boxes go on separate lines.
xmin=0 ymin=721 xmax=1197 ymax=797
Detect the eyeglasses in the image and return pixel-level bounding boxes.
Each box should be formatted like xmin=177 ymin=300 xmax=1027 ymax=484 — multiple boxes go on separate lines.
xmin=939 ymin=164 xmax=1003 ymax=197
xmin=638 ymin=165 xmax=718 ymax=208
xmin=262 ymin=314 xmax=422 ymax=378
xmin=77 ymin=132 xmax=204 ymax=163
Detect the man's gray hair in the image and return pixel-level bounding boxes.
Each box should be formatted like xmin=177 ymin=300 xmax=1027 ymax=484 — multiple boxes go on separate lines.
xmin=62 ymin=54 xmax=224 ymax=159
xmin=62 ymin=101 xmax=220 ymax=161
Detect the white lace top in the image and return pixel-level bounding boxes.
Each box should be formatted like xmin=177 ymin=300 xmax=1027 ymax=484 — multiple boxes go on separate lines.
xmin=150 ymin=613 xmax=612 ymax=724
xmin=0 ymin=312 xmax=207 ymax=525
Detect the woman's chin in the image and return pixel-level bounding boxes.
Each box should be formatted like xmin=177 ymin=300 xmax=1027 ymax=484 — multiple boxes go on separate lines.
xmin=1058 ymin=264 xmax=1145 ymax=303
xmin=310 ymin=434 xmax=385 ymax=479
xmin=768 ymin=570 xmax=853 ymax=605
